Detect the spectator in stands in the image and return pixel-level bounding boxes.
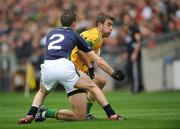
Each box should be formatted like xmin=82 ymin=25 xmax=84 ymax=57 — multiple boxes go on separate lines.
xmin=0 ymin=0 xmax=180 ymax=92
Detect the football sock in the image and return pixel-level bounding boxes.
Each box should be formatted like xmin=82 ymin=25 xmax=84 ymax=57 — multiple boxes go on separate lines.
xmin=87 ymin=97 xmax=93 ymax=114
xmin=27 ymin=106 xmax=38 ymax=117
xmin=45 ymin=109 xmax=57 ymax=118
xmin=87 ymin=102 xmax=93 ymax=114
xmin=103 ymin=104 xmax=115 ymax=117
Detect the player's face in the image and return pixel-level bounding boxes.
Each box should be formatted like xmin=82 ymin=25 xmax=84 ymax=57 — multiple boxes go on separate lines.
xmin=102 ymin=19 xmax=113 ymax=37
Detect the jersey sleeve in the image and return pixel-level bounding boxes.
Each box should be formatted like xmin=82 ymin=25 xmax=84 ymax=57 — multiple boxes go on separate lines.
xmin=80 ymin=29 xmax=102 ymax=50
xmin=80 ymin=33 xmax=94 ymax=48
xmin=75 ymin=32 xmax=92 ymax=53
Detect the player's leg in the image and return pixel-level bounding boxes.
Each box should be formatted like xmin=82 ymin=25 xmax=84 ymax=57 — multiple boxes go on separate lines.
xmin=36 ymin=59 xmax=123 ymax=121
xmin=35 ymin=59 xmax=87 ymax=121
xmin=35 ymin=92 xmax=87 ymax=121
xmin=35 ymin=71 xmax=124 ymax=121
xmin=75 ymin=71 xmax=108 ymax=107
xmin=18 ymin=61 xmax=57 ymax=124
xmin=56 ymin=109 xmax=79 ymax=120
xmin=57 ymin=92 xmax=87 ymax=120
xmin=87 ymin=73 xmax=106 ymax=116
xmin=54 ymin=61 xmax=87 ymax=120
xmin=18 ymin=83 xmax=49 ymax=124
xmin=32 ymin=84 xmax=49 ymax=107
xmin=40 ymin=71 xmax=122 ymax=121
xmin=88 ymin=73 xmax=107 ymax=102
xmin=75 ymin=71 xmax=124 ymax=120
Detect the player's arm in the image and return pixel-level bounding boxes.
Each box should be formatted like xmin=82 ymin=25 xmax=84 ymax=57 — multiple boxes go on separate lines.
xmin=76 ymin=33 xmax=96 ymax=79
xmin=87 ymin=51 xmax=112 ymax=75
xmin=76 ymin=32 xmax=125 ymax=81
xmin=87 ymin=51 xmax=125 ymax=81
xmin=77 ymin=50 xmax=95 ymax=79
xmin=77 ymin=50 xmax=92 ymax=68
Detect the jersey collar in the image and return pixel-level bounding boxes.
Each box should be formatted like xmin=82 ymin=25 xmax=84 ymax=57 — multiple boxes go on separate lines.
xmin=61 ymin=26 xmax=73 ymax=30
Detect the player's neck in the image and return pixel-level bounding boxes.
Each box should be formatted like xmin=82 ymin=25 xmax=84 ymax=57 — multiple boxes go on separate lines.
xmin=96 ymin=27 xmax=103 ymax=37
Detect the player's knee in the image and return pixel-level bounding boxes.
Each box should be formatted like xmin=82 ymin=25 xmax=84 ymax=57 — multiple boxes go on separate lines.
xmin=87 ymin=82 xmax=97 ymax=90
xmin=73 ymin=110 xmax=86 ymax=120
xmin=99 ymin=77 xmax=106 ymax=89
xmin=76 ymin=113 xmax=86 ymax=120
xmin=38 ymin=87 xmax=48 ymax=96
xmin=94 ymin=76 xmax=107 ymax=89
xmin=39 ymin=84 xmax=49 ymax=94
xmin=56 ymin=111 xmax=61 ymax=119
xmin=87 ymin=83 xmax=99 ymax=93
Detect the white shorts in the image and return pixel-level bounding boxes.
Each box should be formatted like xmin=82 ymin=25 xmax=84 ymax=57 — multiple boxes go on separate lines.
xmin=40 ymin=58 xmax=79 ymax=93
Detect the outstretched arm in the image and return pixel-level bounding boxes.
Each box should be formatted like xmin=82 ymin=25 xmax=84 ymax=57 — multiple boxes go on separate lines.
xmin=86 ymin=51 xmax=125 ymax=81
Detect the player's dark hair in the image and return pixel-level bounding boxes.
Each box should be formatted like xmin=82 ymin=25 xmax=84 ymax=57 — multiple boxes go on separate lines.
xmin=60 ymin=10 xmax=77 ymax=27
xmin=95 ymin=13 xmax=114 ymax=26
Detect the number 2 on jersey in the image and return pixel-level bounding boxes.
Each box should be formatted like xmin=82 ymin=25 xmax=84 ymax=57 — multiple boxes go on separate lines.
xmin=48 ymin=34 xmax=65 ymax=50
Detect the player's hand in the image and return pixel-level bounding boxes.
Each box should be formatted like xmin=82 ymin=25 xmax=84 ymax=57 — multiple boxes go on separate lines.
xmin=111 ymin=70 xmax=125 ymax=81
xmin=87 ymin=67 xmax=95 ymax=79
xmin=18 ymin=115 xmax=34 ymax=124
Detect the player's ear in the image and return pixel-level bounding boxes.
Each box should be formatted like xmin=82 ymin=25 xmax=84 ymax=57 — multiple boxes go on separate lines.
xmin=97 ymin=22 xmax=103 ymax=30
xmin=71 ymin=22 xmax=77 ymax=31
xmin=97 ymin=22 xmax=102 ymax=26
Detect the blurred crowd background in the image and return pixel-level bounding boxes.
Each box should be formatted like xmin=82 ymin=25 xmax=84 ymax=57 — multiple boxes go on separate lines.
xmin=0 ymin=0 xmax=180 ymax=93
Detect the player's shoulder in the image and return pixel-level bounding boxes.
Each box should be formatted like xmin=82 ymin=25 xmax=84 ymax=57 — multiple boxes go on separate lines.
xmin=47 ymin=27 xmax=78 ymax=39
xmin=47 ymin=28 xmax=62 ymax=37
xmin=49 ymin=27 xmax=75 ymax=34
xmin=81 ymin=28 xmax=101 ymax=41
xmin=81 ymin=28 xmax=98 ymax=34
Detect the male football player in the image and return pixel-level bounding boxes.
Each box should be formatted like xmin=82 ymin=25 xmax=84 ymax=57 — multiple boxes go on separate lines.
xmin=18 ymin=10 xmax=125 ymax=124
xmin=70 ymin=13 xmax=125 ymax=119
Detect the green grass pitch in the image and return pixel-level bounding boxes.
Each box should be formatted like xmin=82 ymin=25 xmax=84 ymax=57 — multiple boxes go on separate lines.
xmin=0 ymin=90 xmax=180 ymax=129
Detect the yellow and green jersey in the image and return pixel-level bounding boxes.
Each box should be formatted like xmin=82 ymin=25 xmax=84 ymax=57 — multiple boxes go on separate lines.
xmin=70 ymin=28 xmax=103 ymax=72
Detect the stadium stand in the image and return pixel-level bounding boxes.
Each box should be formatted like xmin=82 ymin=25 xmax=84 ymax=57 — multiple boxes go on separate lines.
xmin=0 ymin=0 xmax=179 ymax=92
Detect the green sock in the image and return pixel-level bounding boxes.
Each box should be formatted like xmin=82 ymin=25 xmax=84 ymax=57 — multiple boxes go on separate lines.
xmin=45 ymin=109 xmax=57 ymax=118
xmin=87 ymin=102 xmax=93 ymax=114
